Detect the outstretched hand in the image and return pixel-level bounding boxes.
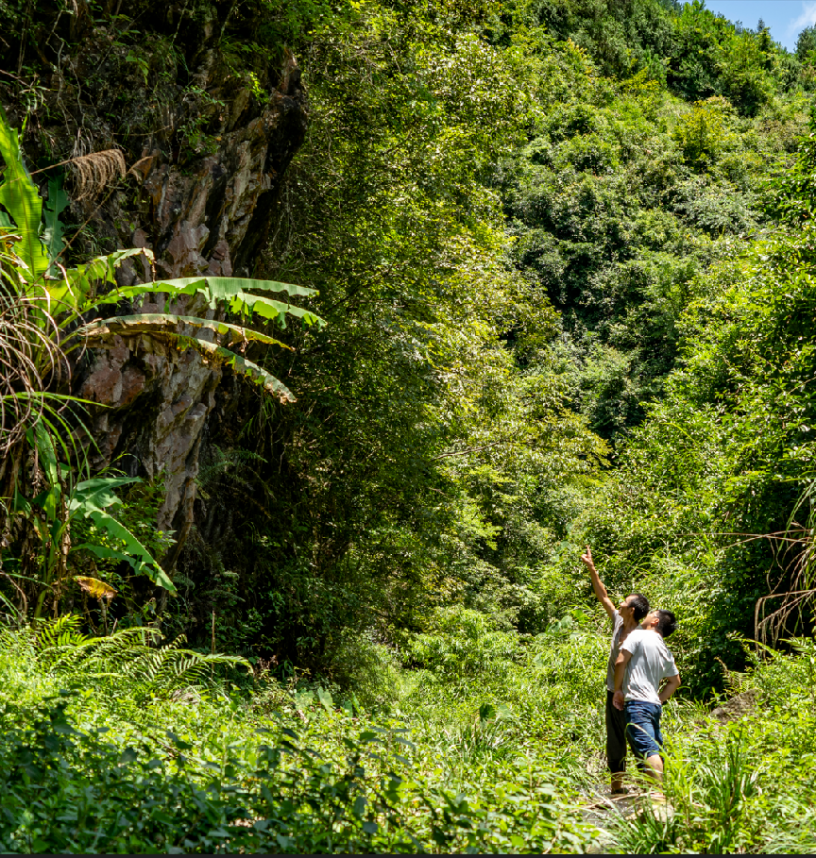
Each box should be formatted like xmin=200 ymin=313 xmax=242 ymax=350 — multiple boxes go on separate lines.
xmin=583 ymin=543 xmax=615 ymax=618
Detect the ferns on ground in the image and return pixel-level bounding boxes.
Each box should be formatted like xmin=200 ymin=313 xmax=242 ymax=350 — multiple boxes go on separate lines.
xmin=2 ymin=616 xmax=251 ymax=698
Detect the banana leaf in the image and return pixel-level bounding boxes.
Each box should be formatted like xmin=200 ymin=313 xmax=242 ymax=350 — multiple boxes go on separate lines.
xmin=0 ymin=104 xmax=50 ymax=283
xmin=82 ymin=320 xmax=295 ymax=401
xmin=79 ymin=314 xmax=294 ymax=351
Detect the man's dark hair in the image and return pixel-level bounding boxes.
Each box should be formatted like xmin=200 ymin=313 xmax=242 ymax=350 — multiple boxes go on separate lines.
xmin=654 ymin=609 xmax=677 ymax=638
xmin=628 ymin=593 xmax=650 ymax=623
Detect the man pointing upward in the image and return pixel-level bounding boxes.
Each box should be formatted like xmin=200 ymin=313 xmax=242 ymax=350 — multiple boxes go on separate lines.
xmin=580 ymin=545 xmax=649 ymax=794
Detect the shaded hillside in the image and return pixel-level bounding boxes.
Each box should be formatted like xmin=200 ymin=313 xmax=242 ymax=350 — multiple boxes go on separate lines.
xmin=0 ymin=0 xmax=813 ymax=694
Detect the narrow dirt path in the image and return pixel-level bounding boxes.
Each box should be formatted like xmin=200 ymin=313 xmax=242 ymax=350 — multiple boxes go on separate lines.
xmin=579 ymin=783 xmax=674 ymax=852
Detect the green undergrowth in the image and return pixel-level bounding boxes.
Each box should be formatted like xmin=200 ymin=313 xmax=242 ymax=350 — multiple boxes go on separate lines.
xmin=0 ymin=617 xmax=601 ymax=854
xmin=3 ymin=614 xmax=816 ymax=853
xmin=612 ymin=637 xmax=816 ymax=854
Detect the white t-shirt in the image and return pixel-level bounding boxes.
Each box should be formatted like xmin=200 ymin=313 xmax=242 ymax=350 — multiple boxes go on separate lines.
xmin=605 ymin=610 xmax=625 ymax=692
xmin=620 ymin=628 xmax=678 ymax=705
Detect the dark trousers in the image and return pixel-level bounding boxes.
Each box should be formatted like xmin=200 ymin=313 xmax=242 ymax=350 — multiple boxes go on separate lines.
xmin=605 ymin=690 xmax=628 ymax=775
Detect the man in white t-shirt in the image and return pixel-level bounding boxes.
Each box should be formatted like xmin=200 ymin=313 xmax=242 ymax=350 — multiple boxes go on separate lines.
xmin=580 ymin=546 xmax=650 ymax=794
xmin=612 ymin=610 xmax=681 ymax=783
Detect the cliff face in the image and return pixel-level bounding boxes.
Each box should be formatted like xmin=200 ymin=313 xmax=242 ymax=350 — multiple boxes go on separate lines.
xmin=1 ymin=1 xmax=308 ymax=567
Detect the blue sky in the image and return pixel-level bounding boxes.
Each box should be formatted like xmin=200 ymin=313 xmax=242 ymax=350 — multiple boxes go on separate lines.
xmin=697 ymin=1 xmax=816 ymax=51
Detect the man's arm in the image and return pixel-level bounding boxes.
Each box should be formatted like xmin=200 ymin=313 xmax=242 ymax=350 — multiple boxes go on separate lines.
xmin=580 ymin=545 xmax=616 ymax=620
xmin=612 ymin=649 xmax=632 ymax=711
xmin=659 ymin=674 xmax=681 ymax=704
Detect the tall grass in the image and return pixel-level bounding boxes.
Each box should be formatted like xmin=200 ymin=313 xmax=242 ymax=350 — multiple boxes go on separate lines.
xmin=2 ymin=612 xmax=816 ymax=852
xmin=612 ymin=639 xmax=816 ymax=854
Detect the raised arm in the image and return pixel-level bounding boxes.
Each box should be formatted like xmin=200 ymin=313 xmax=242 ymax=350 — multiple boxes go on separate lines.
xmin=581 ymin=545 xmax=616 ymax=620
xmin=659 ymin=674 xmax=681 ymax=704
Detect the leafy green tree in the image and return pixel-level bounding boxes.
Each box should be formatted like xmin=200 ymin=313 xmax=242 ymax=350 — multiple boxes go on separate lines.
xmin=673 ymin=96 xmax=733 ymax=167
xmin=569 ymin=110 xmax=816 ymax=690
xmin=165 ymin=0 xmax=608 ymax=665
xmin=797 ymin=25 xmax=816 ymax=62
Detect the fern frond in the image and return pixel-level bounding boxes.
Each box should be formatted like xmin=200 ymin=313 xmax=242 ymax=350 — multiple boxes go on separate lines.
xmin=28 ymin=622 xmax=250 ymax=696
xmin=35 ymin=615 xmax=87 ymax=650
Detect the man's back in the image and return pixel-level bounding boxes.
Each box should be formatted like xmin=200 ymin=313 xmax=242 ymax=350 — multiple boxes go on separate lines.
xmin=621 ymin=628 xmax=677 ymax=705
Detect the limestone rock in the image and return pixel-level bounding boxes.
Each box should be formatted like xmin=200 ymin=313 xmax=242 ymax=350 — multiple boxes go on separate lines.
xmin=68 ymin=55 xmax=308 ymax=569
xmin=710 ymin=689 xmax=758 ymax=722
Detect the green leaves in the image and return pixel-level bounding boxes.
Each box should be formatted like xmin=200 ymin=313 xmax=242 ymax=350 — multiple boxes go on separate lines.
xmin=90 ymin=313 xmax=293 ymax=350
xmin=81 ymin=314 xmax=296 ymax=401
xmin=70 ymin=476 xmax=176 ymax=594
xmin=45 ymin=261 xmax=324 ymax=327
xmin=60 ymin=267 xmax=325 ymax=398
xmin=150 ymin=274 xmax=319 ymax=302
xmin=135 ymin=277 xmax=324 ymax=329
xmin=77 ymin=515 xmax=176 ymax=594
xmin=0 ymin=105 xmax=50 ymax=283
xmin=42 ymin=174 xmax=68 ymax=272
xmin=15 ymin=435 xmax=176 ymax=597
xmin=673 ymin=98 xmax=734 ymax=168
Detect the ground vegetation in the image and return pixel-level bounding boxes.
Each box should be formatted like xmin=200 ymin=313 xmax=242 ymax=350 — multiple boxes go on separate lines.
xmin=1 ymin=0 xmax=816 ymax=852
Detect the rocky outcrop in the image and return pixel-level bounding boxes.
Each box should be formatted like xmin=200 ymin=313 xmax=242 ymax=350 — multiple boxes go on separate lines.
xmin=0 ymin=4 xmax=309 ymax=570
xmin=710 ymin=689 xmax=758 ymax=722
xmin=75 ymin=52 xmax=306 ymax=567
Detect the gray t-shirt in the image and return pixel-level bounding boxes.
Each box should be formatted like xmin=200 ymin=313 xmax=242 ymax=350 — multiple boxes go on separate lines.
xmin=620 ymin=628 xmax=678 ymax=705
xmin=605 ymin=611 xmax=625 ymax=692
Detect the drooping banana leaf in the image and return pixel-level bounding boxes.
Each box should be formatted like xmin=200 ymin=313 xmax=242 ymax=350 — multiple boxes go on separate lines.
xmin=74 ymin=511 xmax=176 ymax=594
xmin=69 ymin=474 xmax=175 ymax=593
xmin=82 ymin=319 xmax=295 ymax=401
xmin=176 ymin=334 xmax=296 ymax=400
xmin=225 ymin=290 xmax=323 ymax=328
xmin=78 ymin=314 xmax=294 ymax=351
xmin=74 ymin=575 xmax=117 ymax=600
xmin=0 ymin=104 xmax=51 ymax=283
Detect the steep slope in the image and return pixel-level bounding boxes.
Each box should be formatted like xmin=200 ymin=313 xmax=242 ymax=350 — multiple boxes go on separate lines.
xmin=0 ymin=1 xmax=308 ymax=562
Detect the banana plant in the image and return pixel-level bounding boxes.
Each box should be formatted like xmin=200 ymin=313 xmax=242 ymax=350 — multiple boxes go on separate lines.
xmin=13 ymin=422 xmax=176 ymax=617
xmin=0 ymin=105 xmax=51 ymax=282
xmin=0 ymin=105 xmax=325 ymax=608
xmin=64 ymin=263 xmax=322 ymax=402
xmin=0 ymin=104 xmax=325 ymax=404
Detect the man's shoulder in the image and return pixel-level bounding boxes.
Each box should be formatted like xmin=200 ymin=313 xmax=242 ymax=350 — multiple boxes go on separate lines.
xmin=621 ymin=627 xmax=646 ymax=650
xmin=640 ymin=630 xmax=675 ymax=660
xmin=624 ymin=627 xmax=668 ymax=651
xmin=627 ymin=627 xmax=650 ymax=642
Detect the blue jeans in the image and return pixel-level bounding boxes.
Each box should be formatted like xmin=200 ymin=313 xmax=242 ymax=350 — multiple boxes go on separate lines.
xmin=624 ymin=700 xmax=663 ymax=760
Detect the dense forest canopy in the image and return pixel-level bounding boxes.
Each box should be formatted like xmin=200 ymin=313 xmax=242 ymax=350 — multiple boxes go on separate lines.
xmin=1 ymin=0 xmax=816 ymax=852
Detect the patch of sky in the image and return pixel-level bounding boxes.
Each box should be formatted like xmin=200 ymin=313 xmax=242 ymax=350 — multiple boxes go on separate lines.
xmin=693 ymin=0 xmax=816 ymax=51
